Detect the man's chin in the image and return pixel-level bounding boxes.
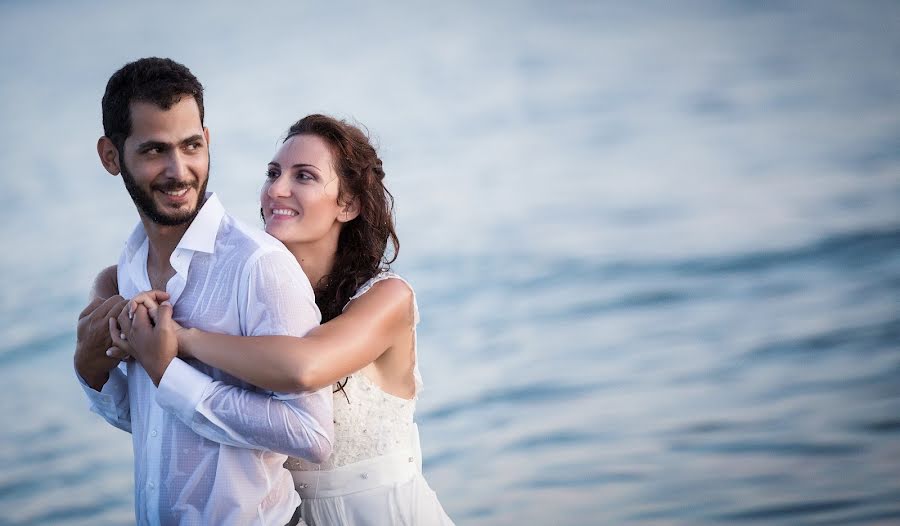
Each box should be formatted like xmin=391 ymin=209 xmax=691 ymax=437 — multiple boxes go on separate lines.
xmin=148 ymin=194 xmax=203 ymax=225
xmin=149 ymin=205 xmax=199 ymax=226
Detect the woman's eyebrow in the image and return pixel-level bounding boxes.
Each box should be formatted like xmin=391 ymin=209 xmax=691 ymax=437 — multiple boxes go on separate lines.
xmin=268 ymin=162 xmax=321 ymax=172
xmin=291 ymin=163 xmax=320 ymax=171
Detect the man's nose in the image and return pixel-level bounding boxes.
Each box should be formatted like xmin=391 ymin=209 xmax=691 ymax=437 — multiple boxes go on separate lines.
xmin=167 ymin=151 xmax=190 ymax=180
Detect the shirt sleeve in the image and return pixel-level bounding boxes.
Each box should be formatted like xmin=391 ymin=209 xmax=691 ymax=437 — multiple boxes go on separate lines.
xmin=76 ymin=362 xmax=132 ymax=434
xmin=155 ymin=249 xmax=333 ymax=462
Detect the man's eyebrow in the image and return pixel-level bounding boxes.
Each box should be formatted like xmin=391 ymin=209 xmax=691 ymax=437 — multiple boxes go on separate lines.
xmin=180 ymin=134 xmax=205 ymax=145
xmin=136 ymin=140 xmax=169 ymax=151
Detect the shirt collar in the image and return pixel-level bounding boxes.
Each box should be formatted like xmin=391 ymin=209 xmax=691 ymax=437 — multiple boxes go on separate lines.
xmin=122 ymin=192 xmax=224 ymax=262
xmin=175 ymin=192 xmax=224 ymax=255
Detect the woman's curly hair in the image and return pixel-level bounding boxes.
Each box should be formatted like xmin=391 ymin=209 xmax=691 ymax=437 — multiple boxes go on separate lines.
xmin=282 ymin=114 xmax=400 ymax=323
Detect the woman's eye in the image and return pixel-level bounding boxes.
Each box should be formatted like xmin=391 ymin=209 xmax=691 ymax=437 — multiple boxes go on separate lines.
xmin=297 ymin=172 xmax=314 ymax=181
xmin=265 ymin=170 xmax=278 ymax=179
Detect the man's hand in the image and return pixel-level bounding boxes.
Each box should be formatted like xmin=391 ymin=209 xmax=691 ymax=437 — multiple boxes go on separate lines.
xmin=119 ymin=302 xmax=178 ymax=386
xmin=75 ymin=295 xmax=130 ymax=391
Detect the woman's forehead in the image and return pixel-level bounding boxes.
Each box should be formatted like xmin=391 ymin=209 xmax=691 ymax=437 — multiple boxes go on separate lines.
xmin=273 ymin=134 xmax=333 ymax=168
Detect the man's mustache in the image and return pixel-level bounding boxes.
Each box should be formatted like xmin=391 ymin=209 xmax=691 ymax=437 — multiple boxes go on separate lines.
xmin=152 ymin=180 xmax=197 ymax=192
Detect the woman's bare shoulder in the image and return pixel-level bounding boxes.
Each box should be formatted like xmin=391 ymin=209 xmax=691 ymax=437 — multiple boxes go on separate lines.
xmin=342 ymin=277 xmax=415 ymax=330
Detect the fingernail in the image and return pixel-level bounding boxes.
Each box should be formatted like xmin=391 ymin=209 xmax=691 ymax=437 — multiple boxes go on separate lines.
xmin=162 ymin=301 xmax=172 ymax=306
xmin=106 ymin=349 xmax=114 ymax=357
xmin=120 ymin=332 xmax=127 ymax=341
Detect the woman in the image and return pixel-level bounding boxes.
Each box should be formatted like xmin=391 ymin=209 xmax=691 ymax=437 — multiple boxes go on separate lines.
xmin=103 ymin=114 xmax=454 ymax=525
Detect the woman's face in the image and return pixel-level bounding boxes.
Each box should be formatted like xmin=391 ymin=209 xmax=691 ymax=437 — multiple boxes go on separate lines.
xmin=260 ymin=134 xmax=349 ymax=247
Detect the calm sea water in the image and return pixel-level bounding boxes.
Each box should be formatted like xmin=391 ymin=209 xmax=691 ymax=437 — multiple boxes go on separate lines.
xmin=1 ymin=1 xmax=898 ymax=525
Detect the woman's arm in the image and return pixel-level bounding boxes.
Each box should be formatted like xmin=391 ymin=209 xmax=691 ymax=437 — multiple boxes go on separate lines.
xmin=179 ymin=278 xmax=415 ymax=392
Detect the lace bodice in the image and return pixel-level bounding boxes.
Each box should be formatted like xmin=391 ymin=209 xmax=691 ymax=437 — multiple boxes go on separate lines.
xmin=285 ymin=272 xmax=423 ymax=471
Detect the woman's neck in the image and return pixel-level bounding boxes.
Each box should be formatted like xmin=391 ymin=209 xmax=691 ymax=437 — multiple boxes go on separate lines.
xmin=285 ymin=236 xmax=339 ymax=291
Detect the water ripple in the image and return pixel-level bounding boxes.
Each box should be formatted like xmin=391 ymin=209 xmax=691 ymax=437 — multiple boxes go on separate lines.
xmin=419 ymin=382 xmax=595 ymax=422
xmin=0 ymin=329 xmax=72 ymax=367
xmin=669 ymin=439 xmax=866 ymax=457
xmin=714 ymin=498 xmax=865 ymax=522
xmin=506 ymin=430 xmax=598 ymax=452
xmin=854 ymin=418 xmax=900 ymax=434
xmin=744 ymin=317 xmax=900 ymax=360
xmin=673 ymin=227 xmax=900 ymax=276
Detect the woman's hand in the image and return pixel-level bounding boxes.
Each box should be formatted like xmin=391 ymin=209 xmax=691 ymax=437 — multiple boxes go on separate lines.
xmin=113 ymin=301 xmax=179 ymax=386
xmin=106 ymin=291 xmax=166 ymax=362
xmin=128 ymin=290 xmax=170 ymax=323
xmin=109 ymin=291 xmax=191 ymax=361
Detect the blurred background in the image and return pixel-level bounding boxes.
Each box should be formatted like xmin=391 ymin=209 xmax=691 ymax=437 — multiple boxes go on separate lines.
xmin=1 ymin=1 xmax=898 ymax=524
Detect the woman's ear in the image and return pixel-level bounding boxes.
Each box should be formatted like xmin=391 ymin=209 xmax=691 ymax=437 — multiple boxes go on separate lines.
xmin=338 ymin=197 xmax=361 ymax=223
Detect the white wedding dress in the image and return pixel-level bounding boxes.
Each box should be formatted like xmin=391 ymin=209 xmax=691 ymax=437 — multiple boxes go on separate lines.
xmin=284 ymin=272 xmax=454 ymax=525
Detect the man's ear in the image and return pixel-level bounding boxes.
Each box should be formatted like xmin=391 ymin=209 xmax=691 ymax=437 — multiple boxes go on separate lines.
xmin=203 ymin=126 xmax=210 ymax=147
xmin=338 ymin=197 xmax=361 ymax=223
xmin=97 ymin=136 xmax=121 ymax=176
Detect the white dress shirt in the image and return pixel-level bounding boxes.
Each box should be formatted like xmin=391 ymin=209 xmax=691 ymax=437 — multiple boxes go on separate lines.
xmin=78 ymin=193 xmax=332 ymax=526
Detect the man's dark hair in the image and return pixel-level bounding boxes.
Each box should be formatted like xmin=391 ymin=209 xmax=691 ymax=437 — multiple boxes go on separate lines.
xmin=101 ymin=57 xmax=204 ymax=151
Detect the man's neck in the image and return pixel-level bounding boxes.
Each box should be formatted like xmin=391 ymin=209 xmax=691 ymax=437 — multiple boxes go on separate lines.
xmin=141 ymin=216 xmax=191 ymax=281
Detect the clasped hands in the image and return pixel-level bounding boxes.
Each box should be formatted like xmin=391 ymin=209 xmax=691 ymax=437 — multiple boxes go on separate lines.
xmin=76 ymin=291 xmax=186 ymax=388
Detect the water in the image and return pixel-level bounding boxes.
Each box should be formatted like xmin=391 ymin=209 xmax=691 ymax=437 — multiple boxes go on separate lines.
xmin=1 ymin=1 xmax=899 ymax=524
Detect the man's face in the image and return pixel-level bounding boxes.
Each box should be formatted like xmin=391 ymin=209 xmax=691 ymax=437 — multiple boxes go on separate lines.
xmin=119 ymin=97 xmax=209 ymax=226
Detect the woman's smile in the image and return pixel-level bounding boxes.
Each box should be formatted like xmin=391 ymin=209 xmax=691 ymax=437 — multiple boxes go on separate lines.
xmin=270 ymin=207 xmax=300 ymax=219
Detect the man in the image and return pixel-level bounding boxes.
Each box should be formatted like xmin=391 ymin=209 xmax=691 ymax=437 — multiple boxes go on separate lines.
xmin=74 ymin=57 xmax=331 ymax=525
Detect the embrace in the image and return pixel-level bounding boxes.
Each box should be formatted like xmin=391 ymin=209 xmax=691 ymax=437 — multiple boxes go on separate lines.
xmin=74 ymin=57 xmax=454 ymax=526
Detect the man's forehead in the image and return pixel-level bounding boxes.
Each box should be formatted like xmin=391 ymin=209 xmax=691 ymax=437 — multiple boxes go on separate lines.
xmin=129 ymin=96 xmax=199 ymax=115
xmin=127 ymin=97 xmax=203 ymax=142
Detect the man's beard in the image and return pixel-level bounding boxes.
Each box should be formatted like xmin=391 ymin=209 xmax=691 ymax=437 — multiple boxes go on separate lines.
xmin=120 ymin=159 xmax=209 ymax=226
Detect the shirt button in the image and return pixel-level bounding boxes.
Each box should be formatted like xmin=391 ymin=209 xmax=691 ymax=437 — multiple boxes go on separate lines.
xmin=361 ymin=473 xmax=368 ymax=479
xmin=151 ymin=429 xmax=158 ymax=437
xmin=148 ymin=482 xmax=155 ymax=490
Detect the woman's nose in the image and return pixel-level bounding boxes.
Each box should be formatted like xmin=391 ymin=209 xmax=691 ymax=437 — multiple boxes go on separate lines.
xmin=266 ymin=174 xmax=291 ymax=198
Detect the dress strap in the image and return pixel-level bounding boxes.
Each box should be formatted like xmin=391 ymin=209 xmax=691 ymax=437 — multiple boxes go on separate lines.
xmin=345 ymin=270 xmax=419 ymax=324
xmin=343 ymin=271 xmax=424 ymax=394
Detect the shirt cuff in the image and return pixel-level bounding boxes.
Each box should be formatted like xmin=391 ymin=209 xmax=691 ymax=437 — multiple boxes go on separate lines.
xmin=76 ymin=364 xmax=125 ymax=413
xmin=155 ymin=358 xmax=213 ymax=424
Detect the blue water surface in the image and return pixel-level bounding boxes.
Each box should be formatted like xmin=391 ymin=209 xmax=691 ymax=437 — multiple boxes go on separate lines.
xmin=0 ymin=1 xmax=898 ymax=525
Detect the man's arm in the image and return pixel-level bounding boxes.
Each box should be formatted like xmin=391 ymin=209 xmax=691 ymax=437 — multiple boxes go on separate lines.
xmin=77 ymin=265 xmax=123 ymax=389
xmin=89 ymin=265 xmax=119 ymax=301
xmin=74 ymin=268 xmax=132 ymax=433
xmin=125 ymin=250 xmax=333 ymax=461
